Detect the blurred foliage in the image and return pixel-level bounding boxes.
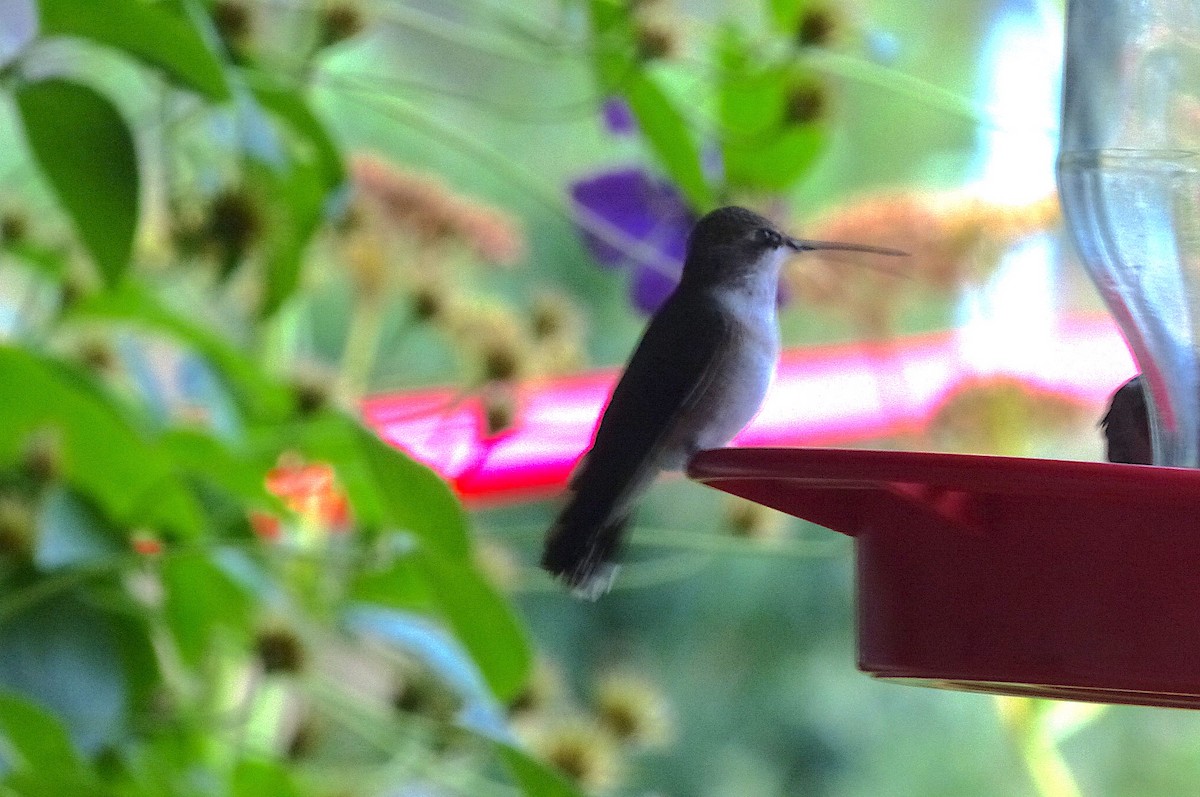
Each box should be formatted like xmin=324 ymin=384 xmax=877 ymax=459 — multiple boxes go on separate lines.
xmin=0 ymin=0 xmax=1197 ymax=796
xmin=0 ymin=0 xmax=553 ymax=794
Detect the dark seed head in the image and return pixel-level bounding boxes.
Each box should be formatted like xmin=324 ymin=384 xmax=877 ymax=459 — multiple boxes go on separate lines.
xmin=635 ymin=23 xmax=677 ymax=61
xmin=1 ymin=212 xmax=27 ymax=245
xmin=784 ymin=83 xmax=827 ymax=124
xmin=212 ymin=1 xmax=252 ymax=52
xmin=255 ymin=628 xmax=306 ymax=674
xmin=797 ymin=9 xmax=837 ymax=47
xmin=206 ymin=190 xmax=263 ymax=277
xmin=319 ymin=3 xmax=364 ymax=48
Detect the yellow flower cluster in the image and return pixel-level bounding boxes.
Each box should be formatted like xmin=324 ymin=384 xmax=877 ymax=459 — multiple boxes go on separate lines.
xmin=511 ymin=661 xmax=676 ymax=794
xmin=786 ymin=191 xmax=1061 ymax=335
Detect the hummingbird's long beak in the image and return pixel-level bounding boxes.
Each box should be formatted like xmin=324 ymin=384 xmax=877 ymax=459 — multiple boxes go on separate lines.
xmin=785 ymin=235 xmax=908 ymax=257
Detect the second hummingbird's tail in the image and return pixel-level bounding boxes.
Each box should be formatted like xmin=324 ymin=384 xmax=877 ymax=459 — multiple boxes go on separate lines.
xmin=541 ymin=495 xmax=630 ymax=600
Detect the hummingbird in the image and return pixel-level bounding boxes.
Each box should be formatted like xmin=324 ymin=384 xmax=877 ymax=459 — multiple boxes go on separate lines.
xmin=541 ymin=205 xmax=906 ymax=598
xmin=1101 ymin=375 xmax=1151 ymax=465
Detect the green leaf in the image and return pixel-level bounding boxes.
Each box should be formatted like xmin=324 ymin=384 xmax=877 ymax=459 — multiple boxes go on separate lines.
xmin=104 ymin=610 xmax=162 ymax=723
xmin=289 ymin=414 xmax=528 ymax=697
xmin=65 ymin=281 xmax=295 ymax=422
xmin=768 ymin=0 xmax=809 ymax=34
xmin=0 ymin=347 xmax=203 ymax=538
xmin=294 ymin=412 xmax=470 ymax=558
xmin=15 ymin=79 xmax=139 ymax=286
xmin=251 ymin=154 xmax=327 ymax=316
xmin=717 ymin=29 xmax=786 ymax=137
xmin=625 ymin=71 xmax=714 ymax=211
xmin=588 ymin=0 xmax=637 ymax=93
xmin=495 ymin=741 xmax=586 ymax=797
xmin=160 ymin=429 xmax=280 ymax=511
xmin=244 ymin=70 xmax=345 ymax=190
xmin=723 ymin=125 xmax=825 ymax=191
xmin=352 ymin=552 xmax=429 ymax=611
xmin=415 ymin=548 xmax=531 ymax=702
xmin=231 ymin=759 xmax=301 ymax=797
xmin=716 ymin=29 xmax=827 ymax=190
xmin=0 ymin=693 xmax=90 ymax=778
xmin=162 ymin=551 xmax=252 ymax=667
xmin=37 ymin=0 xmax=231 ymax=100
xmin=351 ymin=423 xmax=470 ymax=558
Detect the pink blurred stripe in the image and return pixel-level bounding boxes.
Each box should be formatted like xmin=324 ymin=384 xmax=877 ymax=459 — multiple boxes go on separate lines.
xmin=360 ymin=314 xmax=1136 ymax=506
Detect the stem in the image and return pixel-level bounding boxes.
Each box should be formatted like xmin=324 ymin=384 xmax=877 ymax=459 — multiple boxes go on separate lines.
xmin=0 ymin=558 xmax=124 ymax=625
xmin=996 ymin=697 xmax=1084 ymax=797
xmin=1019 ymin=736 xmax=1083 ymax=797
xmin=338 ymin=294 xmax=387 ymax=401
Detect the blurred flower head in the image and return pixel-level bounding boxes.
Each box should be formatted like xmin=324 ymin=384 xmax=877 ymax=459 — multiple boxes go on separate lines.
xmin=635 ymin=20 xmax=678 ymax=61
xmin=211 ymin=0 xmax=253 ymax=58
xmin=350 ymin=153 xmax=525 ymax=266
xmin=21 ymin=426 xmax=63 ymax=484
xmin=206 ymin=188 xmax=264 ymax=278
xmin=130 ymin=530 xmax=164 ymax=557
xmin=255 ymin=627 xmax=307 ymax=674
xmin=796 ymin=6 xmax=841 ymax=47
xmin=1 ymin=211 xmax=27 ymax=245
xmin=787 ymin=191 xmax=1060 ymax=336
xmin=593 ymin=671 xmax=675 ymax=750
xmin=722 ymin=496 xmax=788 ymax=544
xmin=0 ymin=494 xmax=35 ymax=559
xmin=922 ymin=376 xmax=1090 ymax=457
xmin=522 ymin=716 xmax=623 ymax=793
xmin=784 ymin=81 xmax=828 ymax=124
xmin=448 ymin=302 xmax=533 ymax=384
xmin=391 ymin=663 xmax=462 ymax=724
xmin=318 ymin=1 xmax=365 ymax=49
xmin=508 ymin=657 xmax=567 ymax=717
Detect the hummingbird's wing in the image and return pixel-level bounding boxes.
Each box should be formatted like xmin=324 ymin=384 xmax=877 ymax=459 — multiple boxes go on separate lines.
xmin=542 ymin=290 xmax=735 ymax=595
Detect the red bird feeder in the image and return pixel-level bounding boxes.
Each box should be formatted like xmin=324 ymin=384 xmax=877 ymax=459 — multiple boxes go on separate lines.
xmin=689 ymin=448 xmax=1200 ymax=708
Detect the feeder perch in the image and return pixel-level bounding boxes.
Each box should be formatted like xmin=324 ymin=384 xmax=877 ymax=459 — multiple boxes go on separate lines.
xmin=690 ymin=0 xmax=1200 ymax=708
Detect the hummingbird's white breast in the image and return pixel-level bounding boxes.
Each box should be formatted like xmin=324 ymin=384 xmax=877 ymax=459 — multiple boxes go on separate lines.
xmin=656 ymin=250 xmax=784 ymax=470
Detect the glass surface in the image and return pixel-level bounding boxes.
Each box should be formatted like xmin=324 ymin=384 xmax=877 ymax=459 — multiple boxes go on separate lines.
xmin=1057 ymin=0 xmax=1200 ymax=466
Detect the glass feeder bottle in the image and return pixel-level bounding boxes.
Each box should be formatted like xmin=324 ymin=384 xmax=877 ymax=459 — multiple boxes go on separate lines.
xmin=1058 ymin=0 xmax=1200 ymax=467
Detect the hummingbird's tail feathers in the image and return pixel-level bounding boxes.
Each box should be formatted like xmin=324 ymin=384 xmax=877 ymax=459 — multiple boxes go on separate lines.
xmin=541 ymin=501 xmax=631 ymax=600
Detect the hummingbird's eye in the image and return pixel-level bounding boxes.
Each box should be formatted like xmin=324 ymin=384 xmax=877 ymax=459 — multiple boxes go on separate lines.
xmin=754 ymin=227 xmax=781 ymax=246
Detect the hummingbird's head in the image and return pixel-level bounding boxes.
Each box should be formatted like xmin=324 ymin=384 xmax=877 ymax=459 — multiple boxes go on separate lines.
xmin=681 ymin=205 xmax=906 ymax=289
xmin=681 ymin=206 xmax=794 ymax=287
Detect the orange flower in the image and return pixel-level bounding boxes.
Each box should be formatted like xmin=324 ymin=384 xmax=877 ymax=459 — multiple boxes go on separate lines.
xmin=131 ymin=531 xmax=164 ymax=556
xmin=248 ymin=511 xmax=283 ymax=541
xmin=262 ymin=456 xmax=352 ymax=533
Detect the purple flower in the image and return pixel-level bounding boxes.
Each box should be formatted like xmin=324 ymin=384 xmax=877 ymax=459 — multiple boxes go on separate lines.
xmin=570 ymin=167 xmax=696 ymax=314
xmin=601 ymin=97 xmax=637 ymax=136
xmin=630 ymin=266 xmax=680 ymax=313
